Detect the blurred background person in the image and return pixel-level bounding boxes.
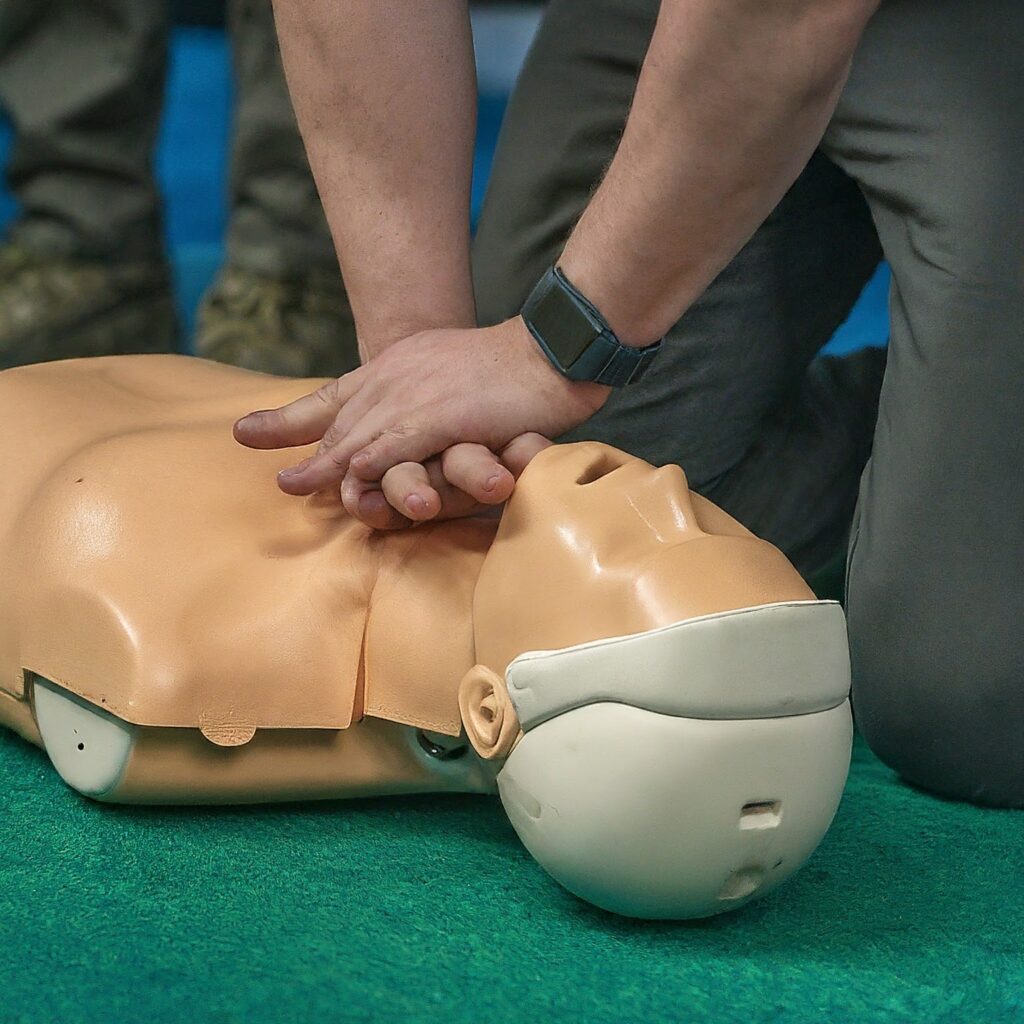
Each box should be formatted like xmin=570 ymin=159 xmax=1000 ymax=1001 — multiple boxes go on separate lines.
xmin=0 ymin=0 xmax=357 ymax=376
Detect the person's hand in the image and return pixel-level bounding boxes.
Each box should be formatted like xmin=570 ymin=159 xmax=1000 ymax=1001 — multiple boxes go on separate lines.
xmin=233 ymin=316 xmax=609 ymax=498
xmin=344 ymin=433 xmax=551 ymax=530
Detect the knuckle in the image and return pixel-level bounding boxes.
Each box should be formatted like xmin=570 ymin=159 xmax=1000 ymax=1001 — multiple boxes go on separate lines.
xmin=314 ymin=381 xmax=340 ymax=406
xmin=384 ymin=423 xmax=419 ymax=441
xmin=328 ymin=447 xmax=350 ymax=469
xmin=320 ymin=423 xmax=344 ymax=449
xmin=381 ymin=464 xmax=407 ymax=488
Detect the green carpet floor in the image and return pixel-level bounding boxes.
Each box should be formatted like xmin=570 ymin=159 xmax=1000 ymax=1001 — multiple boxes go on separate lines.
xmin=1 ymin=729 xmax=1021 ymax=1024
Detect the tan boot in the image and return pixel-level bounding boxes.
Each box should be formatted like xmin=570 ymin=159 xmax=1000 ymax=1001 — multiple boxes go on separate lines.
xmin=194 ymin=266 xmax=360 ymax=378
xmin=0 ymin=243 xmax=178 ymax=370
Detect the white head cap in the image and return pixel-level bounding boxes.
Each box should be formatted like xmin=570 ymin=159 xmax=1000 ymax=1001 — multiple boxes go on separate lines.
xmin=467 ymin=599 xmax=853 ymax=919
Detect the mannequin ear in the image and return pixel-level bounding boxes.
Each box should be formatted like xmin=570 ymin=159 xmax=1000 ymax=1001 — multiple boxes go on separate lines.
xmin=458 ymin=664 xmax=521 ymax=761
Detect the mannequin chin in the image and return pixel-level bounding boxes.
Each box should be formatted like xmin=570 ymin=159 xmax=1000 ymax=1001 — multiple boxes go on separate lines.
xmin=0 ymin=354 xmax=852 ymax=919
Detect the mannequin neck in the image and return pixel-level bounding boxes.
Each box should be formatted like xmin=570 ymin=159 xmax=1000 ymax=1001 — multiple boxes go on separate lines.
xmin=357 ymin=517 xmax=497 ymax=736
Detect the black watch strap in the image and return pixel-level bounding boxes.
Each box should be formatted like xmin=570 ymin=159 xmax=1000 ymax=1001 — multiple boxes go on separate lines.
xmin=521 ymin=266 xmax=662 ymax=387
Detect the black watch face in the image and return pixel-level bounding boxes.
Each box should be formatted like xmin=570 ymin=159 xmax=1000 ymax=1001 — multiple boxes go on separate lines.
xmin=530 ymin=283 xmax=601 ymax=367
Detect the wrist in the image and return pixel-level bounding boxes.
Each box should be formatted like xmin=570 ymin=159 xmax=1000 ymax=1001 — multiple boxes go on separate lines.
xmin=558 ymin=246 xmax=666 ymax=349
xmin=504 ymin=315 xmax=611 ymax=417
xmin=358 ymin=307 xmax=476 ymax=363
xmin=352 ymin=269 xmax=477 ymax=362
xmin=518 ymin=264 xmax=662 ymax=388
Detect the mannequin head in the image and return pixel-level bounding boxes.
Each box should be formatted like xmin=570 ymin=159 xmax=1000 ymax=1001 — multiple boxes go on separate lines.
xmin=459 ymin=443 xmax=852 ymax=919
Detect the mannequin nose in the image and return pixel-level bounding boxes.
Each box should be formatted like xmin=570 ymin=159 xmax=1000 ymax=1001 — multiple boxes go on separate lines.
xmin=594 ymin=461 xmax=701 ymax=538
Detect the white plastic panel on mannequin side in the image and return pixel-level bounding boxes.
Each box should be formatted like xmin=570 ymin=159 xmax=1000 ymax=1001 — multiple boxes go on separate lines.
xmin=33 ymin=678 xmax=136 ymax=798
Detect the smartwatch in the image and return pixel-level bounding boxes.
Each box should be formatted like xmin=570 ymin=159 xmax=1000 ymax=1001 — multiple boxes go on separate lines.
xmin=520 ymin=265 xmax=662 ymax=386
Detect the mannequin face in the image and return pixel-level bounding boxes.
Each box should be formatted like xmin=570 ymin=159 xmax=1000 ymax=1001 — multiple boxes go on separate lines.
xmin=473 ymin=443 xmax=814 ymax=679
xmin=461 ymin=445 xmax=849 ymax=922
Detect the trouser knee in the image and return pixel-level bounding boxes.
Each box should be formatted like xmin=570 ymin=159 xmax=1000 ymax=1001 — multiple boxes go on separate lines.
xmin=847 ymin=553 xmax=1024 ymax=809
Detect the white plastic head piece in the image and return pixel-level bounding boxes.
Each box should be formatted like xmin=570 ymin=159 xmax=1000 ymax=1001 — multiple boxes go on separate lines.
xmin=490 ymin=600 xmax=853 ymax=919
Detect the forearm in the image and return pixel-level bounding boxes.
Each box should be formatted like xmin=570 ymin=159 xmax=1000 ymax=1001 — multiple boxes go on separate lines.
xmin=272 ymin=0 xmax=477 ymax=359
xmin=560 ymin=0 xmax=879 ymax=345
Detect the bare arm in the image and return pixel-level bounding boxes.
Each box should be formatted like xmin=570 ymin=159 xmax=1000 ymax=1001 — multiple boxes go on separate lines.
xmin=240 ymin=0 xmax=881 ymax=519
xmin=561 ymin=0 xmax=880 ymax=345
xmin=271 ymin=0 xmax=477 ymax=360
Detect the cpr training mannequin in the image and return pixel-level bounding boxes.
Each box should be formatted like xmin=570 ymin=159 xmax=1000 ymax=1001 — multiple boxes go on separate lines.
xmin=0 ymin=355 xmax=852 ymax=919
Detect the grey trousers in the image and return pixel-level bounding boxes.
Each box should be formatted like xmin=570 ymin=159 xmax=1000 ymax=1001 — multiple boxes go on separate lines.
xmin=0 ymin=0 xmax=334 ymax=274
xmin=474 ymin=0 xmax=1024 ymax=807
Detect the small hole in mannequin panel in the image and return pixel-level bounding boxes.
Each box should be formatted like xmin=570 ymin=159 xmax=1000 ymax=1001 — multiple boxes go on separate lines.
xmin=77 ymin=743 xmax=84 ymax=751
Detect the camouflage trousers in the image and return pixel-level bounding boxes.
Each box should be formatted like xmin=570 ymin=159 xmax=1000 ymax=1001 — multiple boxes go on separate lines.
xmin=0 ymin=0 xmax=335 ymax=276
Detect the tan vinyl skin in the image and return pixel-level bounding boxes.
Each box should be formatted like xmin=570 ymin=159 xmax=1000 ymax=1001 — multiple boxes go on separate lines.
xmin=0 ymin=355 xmax=815 ymax=803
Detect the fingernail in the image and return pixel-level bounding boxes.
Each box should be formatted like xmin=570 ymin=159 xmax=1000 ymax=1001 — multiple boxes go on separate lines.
xmin=351 ymin=453 xmax=370 ymax=468
xmin=279 ymin=457 xmax=312 ymax=479
xmin=406 ymin=494 xmax=427 ymax=514
xmin=484 ymin=475 xmax=502 ymax=492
